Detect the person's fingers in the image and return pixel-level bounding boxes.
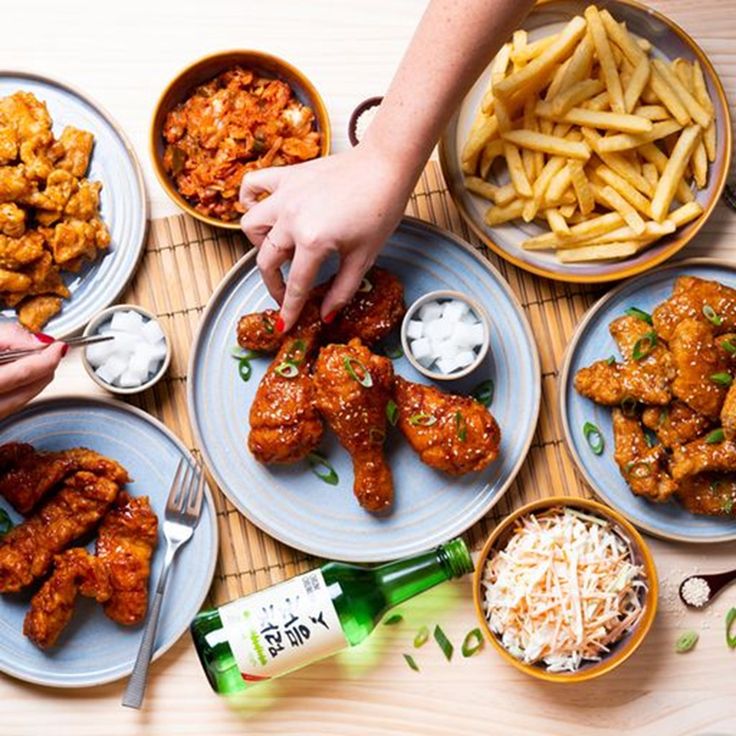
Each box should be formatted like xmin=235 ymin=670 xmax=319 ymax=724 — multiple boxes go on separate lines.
xmin=255 ymin=223 xmax=293 ymax=306
xmin=239 ymin=167 xmax=285 ymax=209
xmin=279 ymin=246 xmax=326 ymax=331
xmin=0 ymin=322 xmax=47 ymax=351
xmin=320 ymin=253 xmax=372 ymax=320
xmin=240 ymin=195 xmax=280 ymax=248
xmin=0 ymin=341 xmax=65 ymax=394
xmin=0 ymin=375 xmax=52 ymax=421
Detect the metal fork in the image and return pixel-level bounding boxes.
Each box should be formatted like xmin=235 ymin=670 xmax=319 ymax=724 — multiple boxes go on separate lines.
xmin=122 ymin=456 xmax=206 ymax=709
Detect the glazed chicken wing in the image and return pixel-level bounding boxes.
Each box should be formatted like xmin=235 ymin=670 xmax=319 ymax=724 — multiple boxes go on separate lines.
xmin=394 ymin=376 xmax=501 ymax=476
xmin=676 ymin=474 xmax=736 ymax=516
xmin=642 ymin=401 xmax=713 ymax=450
xmin=612 ymin=409 xmax=678 ymax=502
xmin=671 ymin=436 xmax=736 ymax=481
xmin=248 ymin=302 xmax=324 ymax=464
xmin=653 ymin=276 xmax=736 ymax=341
xmin=573 ymin=358 xmax=672 ymax=407
xmin=96 ymin=493 xmax=158 ymax=626
xmin=313 ymin=339 xmax=394 ymax=512
xmin=0 ymin=471 xmax=119 ymax=593
xmin=23 ymin=548 xmax=111 ymax=650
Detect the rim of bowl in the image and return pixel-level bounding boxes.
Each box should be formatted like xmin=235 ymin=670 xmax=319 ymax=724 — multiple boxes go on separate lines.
xmin=81 ymin=304 xmax=171 ymax=395
xmin=438 ymin=0 xmax=733 ymax=284
xmin=150 ymin=49 xmax=332 ymax=230
xmin=472 ymin=495 xmax=659 ymax=684
xmin=400 ymin=289 xmax=491 ymax=381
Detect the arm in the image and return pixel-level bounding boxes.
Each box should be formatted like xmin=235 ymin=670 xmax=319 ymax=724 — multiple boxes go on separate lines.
xmin=240 ymin=0 xmax=533 ymax=331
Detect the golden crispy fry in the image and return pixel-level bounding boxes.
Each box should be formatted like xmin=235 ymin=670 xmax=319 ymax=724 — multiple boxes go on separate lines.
xmin=551 ymin=78 xmax=605 ymax=116
xmin=623 ymin=58 xmax=651 ymax=113
xmin=652 ymin=59 xmax=712 ymax=129
xmin=648 ymin=68 xmax=691 ymax=126
xmin=503 ymin=141 xmax=533 ymax=197
xmin=585 ymin=6 xmax=625 ymax=113
xmin=596 ymin=120 xmax=682 ymax=152
xmin=539 ymin=105 xmax=653 ymax=134
xmin=650 ymin=125 xmax=701 ymax=221
xmin=546 ymin=208 xmax=570 ymax=235
xmin=592 ymin=184 xmax=646 ymax=234
xmin=557 ymin=241 xmax=640 ymax=262
xmin=502 ymin=128 xmax=590 ymax=160
xmin=522 ymin=212 xmax=624 ymax=250
xmin=568 ymin=160 xmax=595 ymax=215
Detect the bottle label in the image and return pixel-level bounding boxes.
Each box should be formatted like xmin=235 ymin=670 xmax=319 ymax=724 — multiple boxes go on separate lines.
xmin=217 ymin=569 xmax=347 ymax=682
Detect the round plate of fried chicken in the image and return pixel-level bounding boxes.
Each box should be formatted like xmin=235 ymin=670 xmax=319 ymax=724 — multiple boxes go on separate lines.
xmin=189 ymin=217 xmax=540 ymax=561
xmin=561 ymin=259 xmax=736 ymax=542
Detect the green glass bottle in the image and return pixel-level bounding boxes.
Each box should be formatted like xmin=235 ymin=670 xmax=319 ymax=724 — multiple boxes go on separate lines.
xmin=191 ymin=538 xmax=473 ymax=694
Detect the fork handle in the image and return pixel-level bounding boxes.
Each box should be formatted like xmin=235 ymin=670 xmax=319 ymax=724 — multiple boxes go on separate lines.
xmin=122 ymin=544 xmax=176 ymax=709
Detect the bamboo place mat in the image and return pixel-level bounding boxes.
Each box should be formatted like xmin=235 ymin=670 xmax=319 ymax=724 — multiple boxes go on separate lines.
xmin=121 ymin=160 xmax=606 ymax=608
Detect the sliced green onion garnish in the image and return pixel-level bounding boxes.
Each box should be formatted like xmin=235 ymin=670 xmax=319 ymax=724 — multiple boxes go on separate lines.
xmin=626 ymin=461 xmax=652 ymax=479
xmin=644 ymin=429 xmax=658 ymax=448
xmin=403 ymin=653 xmax=419 ymax=672
xmin=710 ymin=478 xmax=723 ymax=494
xmin=625 ymin=306 xmax=653 ymax=325
xmin=721 ymin=338 xmax=736 ymax=355
xmin=727 ymin=608 xmax=736 ymax=649
xmin=275 ymin=361 xmax=299 ymax=378
xmin=386 ymin=399 xmax=398 ymax=426
xmin=284 ymin=339 xmax=306 ymax=365
xmin=657 ymin=407 xmax=669 ymax=427
xmin=344 ymin=356 xmax=373 ymax=387
xmin=705 ymin=428 xmax=725 ymax=444
xmin=723 ymin=498 xmax=734 ymax=515
xmin=711 ymin=372 xmax=733 ymax=386
xmin=263 ymin=316 xmax=275 ymax=334
xmin=461 ymin=628 xmax=484 ymax=657
xmin=307 ymin=452 xmax=339 ymax=486
xmin=606 ymin=355 xmax=616 ymax=366
xmin=409 ymin=413 xmax=437 ymax=427
xmin=369 ymin=427 xmax=386 ymax=445
xmin=583 ymin=421 xmax=604 ymax=455
xmin=455 ymin=411 xmax=467 ymax=442
xmin=383 ymin=343 xmax=404 ymax=360
xmin=703 ymin=304 xmax=723 ymax=326
xmin=621 ymin=396 xmax=638 ymax=417
xmin=238 ymin=358 xmax=253 ymax=382
xmin=433 ymin=625 xmax=453 ymax=661
xmin=675 ymin=630 xmax=699 ymax=653
xmin=231 ymin=346 xmax=259 ymax=360
xmin=632 ymin=330 xmax=657 ymax=360
xmin=413 ymin=625 xmax=429 ymax=648
xmin=383 ymin=614 xmax=403 ymax=626
xmin=358 ymin=277 xmax=373 ymax=293
xmin=0 ymin=509 xmax=13 ymax=536
xmin=471 ymin=379 xmax=494 ymax=407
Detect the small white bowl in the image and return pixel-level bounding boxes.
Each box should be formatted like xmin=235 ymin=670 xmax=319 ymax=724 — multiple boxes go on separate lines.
xmin=81 ymin=304 xmax=171 ymax=395
xmin=400 ymin=289 xmax=490 ymax=382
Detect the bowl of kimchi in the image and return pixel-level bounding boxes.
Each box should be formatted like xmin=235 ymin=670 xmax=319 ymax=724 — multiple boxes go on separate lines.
xmin=150 ymin=50 xmax=331 ymax=230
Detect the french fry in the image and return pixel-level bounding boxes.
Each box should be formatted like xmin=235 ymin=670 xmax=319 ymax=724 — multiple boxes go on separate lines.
xmin=504 ymin=141 xmax=533 ymax=197
xmin=600 ymin=10 xmax=647 ymax=66
xmin=649 ymin=68 xmax=691 ymax=126
xmin=635 ymin=35 xmax=652 ymax=53
xmin=484 ymin=199 xmax=525 ymax=226
xmin=673 ymin=58 xmax=694 ymax=92
xmin=691 ymin=136 xmax=708 ymax=189
xmin=521 ymin=97 xmax=538 ymax=180
xmin=512 ymin=30 xmax=528 ymax=71
xmin=559 ymin=203 xmax=577 ymax=218
xmin=596 ymin=119 xmax=682 ymax=152
xmin=546 ymin=208 xmax=570 ymax=235
xmin=634 ymin=105 xmax=670 ymax=121
xmin=557 ymin=241 xmax=640 ymax=262
xmin=495 ymin=97 xmax=513 ymax=133
xmin=522 ymin=212 xmax=625 ymax=250
xmin=691 ymin=60 xmax=715 ymax=115
xmin=532 ymin=156 xmax=566 ymax=205
xmin=481 ymin=43 xmax=513 ymax=113
xmin=544 ymin=58 xmax=573 ymax=102
xmin=479 ymin=139 xmax=505 ymax=179
xmin=511 ymin=34 xmax=559 ymax=65
xmin=464 ymin=177 xmax=504 ymax=203
xmin=494 ymin=16 xmax=587 ymax=100
xmin=565 ymin=219 xmax=676 ymax=247
xmin=704 ymin=121 xmax=716 ymax=163
xmin=652 ymin=59 xmax=712 ymax=129
xmin=552 ymin=78 xmax=606 ymax=116
xmin=541 ymin=107 xmax=653 ymax=134
xmin=595 ymin=165 xmax=652 ymax=217
xmin=669 ymin=200 xmax=704 ymax=227
xmin=568 ymin=160 xmax=595 ymax=215
xmin=461 ymin=114 xmax=499 ymax=172
xmin=593 ymin=183 xmax=646 ymax=234
xmin=546 ymin=165 xmax=574 ymax=204
xmin=637 ymin=142 xmax=694 ymax=203
xmin=492 ymin=182 xmax=518 ymax=207
xmin=585 ymin=6 xmax=626 ymax=113
xmin=502 ymin=129 xmax=591 ymax=160
xmin=584 ymin=90 xmax=610 ymax=111
xmin=554 ymin=32 xmax=595 ymax=95
xmin=623 ymin=58 xmax=651 ymax=113
xmin=650 ymin=124 xmax=701 ymax=221
xmin=642 ymin=162 xmax=659 ymax=189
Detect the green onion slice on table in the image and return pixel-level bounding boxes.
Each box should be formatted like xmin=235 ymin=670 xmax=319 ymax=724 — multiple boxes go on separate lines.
xmin=386 ymin=399 xmax=399 ymax=426
xmin=675 ymin=630 xmax=699 ymax=653
xmin=703 ymin=304 xmax=723 ymax=326
xmin=409 ymin=413 xmax=437 ymax=427
xmin=583 ymin=421 xmax=604 ymax=455
xmin=625 ymin=306 xmax=653 ymax=325
xmin=344 ymin=357 xmax=373 ymax=387
xmin=383 ymin=614 xmax=403 ymax=626
xmin=307 ymin=452 xmax=339 ymax=486
xmin=433 ymin=625 xmax=453 ymax=661
xmin=403 ymin=653 xmax=419 ymax=672
xmin=632 ymin=331 xmax=657 ymax=360
xmin=727 ymin=608 xmax=736 ymax=649
xmin=471 ymin=379 xmax=494 ymax=407
xmin=461 ymin=628 xmax=484 ymax=657
xmin=413 ymin=626 xmax=429 ymax=648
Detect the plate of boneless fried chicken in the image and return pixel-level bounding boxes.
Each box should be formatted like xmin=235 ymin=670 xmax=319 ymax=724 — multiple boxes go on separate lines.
xmin=561 ymin=260 xmax=736 ymax=542
xmin=0 ymin=397 xmax=217 ymax=687
xmin=0 ymin=73 xmax=147 ymax=337
xmin=189 ymin=217 xmax=541 ymax=562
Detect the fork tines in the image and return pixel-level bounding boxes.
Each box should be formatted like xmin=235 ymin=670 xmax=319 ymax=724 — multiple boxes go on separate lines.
xmin=166 ymin=456 xmax=205 ymax=522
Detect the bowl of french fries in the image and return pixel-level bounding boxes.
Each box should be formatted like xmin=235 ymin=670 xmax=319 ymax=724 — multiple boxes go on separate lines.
xmin=439 ymin=0 xmax=731 ymax=282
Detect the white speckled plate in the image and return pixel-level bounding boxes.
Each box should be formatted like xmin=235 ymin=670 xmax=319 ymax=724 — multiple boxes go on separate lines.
xmin=0 ymin=71 xmax=147 ymax=338
xmin=560 ymin=258 xmax=736 ymax=543
xmin=0 ymin=396 xmax=217 ymax=687
xmin=189 ymin=217 xmax=541 ymax=562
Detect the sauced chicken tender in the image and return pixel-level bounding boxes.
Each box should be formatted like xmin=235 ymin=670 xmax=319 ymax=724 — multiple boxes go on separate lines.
xmin=162 ymin=66 xmax=322 ymax=222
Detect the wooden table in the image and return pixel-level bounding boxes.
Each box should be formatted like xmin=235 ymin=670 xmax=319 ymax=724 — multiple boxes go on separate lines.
xmin=3 ymin=1 xmax=736 ymax=734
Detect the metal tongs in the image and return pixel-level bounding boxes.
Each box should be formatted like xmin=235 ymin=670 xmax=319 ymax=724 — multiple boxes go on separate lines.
xmin=0 ymin=334 xmax=113 ymax=366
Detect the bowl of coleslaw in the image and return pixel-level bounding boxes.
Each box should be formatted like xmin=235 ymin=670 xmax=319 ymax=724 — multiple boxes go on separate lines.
xmin=473 ymin=496 xmax=657 ymax=683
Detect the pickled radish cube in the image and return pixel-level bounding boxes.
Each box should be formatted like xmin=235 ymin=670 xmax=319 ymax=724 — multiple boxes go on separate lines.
xmin=118 ymin=369 xmax=146 ymax=388
xmin=96 ymin=355 xmax=127 ymax=385
xmin=406 ymin=319 xmax=424 ymax=340
xmin=436 ymin=356 xmax=460 ymax=374
xmin=410 ymin=336 xmax=432 ymax=360
xmin=435 ymin=340 xmax=458 ymax=361
xmin=424 ymin=318 xmax=452 ymax=341
xmin=148 ymin=339 xmax=168 ymax=361
xmin=129 ymin=344 xmax=160 ymax=377
xmin=86 ymin=340 xmax=114 ymax=368
xmin=418 ymin=301 xmax=442 ymax=321
xmin=453 ymin=322 xmax=479 ymax=349
xmin=141 ymin=319 xmax=165 ymax=345
xmin=110 ymin=310 xmax=144 ymax=334
xmin=442 ymin=299 xmax=470 ymax=323
xmin=455 ymin=350 xmax=477 ymax=368
xmin=468 ymin=323 xmax=485 ymax=346
xmin=100 ymin=329 xmax=138 ymax=355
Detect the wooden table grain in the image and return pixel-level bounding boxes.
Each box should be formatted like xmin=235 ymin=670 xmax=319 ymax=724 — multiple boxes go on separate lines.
xmin=2 ymin=1 xmax=736 ymax=734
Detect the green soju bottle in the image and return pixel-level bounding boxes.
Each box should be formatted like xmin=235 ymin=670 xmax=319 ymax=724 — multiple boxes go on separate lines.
xmin=191 ymin=538 xmax=473 ymax=694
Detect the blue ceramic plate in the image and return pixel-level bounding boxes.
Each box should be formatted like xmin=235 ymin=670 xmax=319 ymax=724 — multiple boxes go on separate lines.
xmin=0 ymin=71 xmax=147 ymax=338
xmin=189 ymin=217 xmax=541 ymax=562
xmin=0 ymin=396 xmax=218 ymax=687
xmin=560 ymin=258 xmax=736 ymax=543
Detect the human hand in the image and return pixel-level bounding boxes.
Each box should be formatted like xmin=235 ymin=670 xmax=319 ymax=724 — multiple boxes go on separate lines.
xmin=0 ymin=325 xmax=66 ymax=420
xmin=239 ymin=141 xmax=413 ymax=331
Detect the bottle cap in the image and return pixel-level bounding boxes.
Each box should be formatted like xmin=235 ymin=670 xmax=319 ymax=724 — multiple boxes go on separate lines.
xmin=438 ymin=538 xmax=474 ymax=578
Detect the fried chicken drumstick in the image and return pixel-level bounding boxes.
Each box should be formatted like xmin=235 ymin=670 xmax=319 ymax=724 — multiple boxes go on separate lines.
xmin=313 ymin=339 xmax=394 ymax=512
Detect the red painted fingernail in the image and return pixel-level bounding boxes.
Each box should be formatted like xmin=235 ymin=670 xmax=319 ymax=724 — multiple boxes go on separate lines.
xmin=323 ymin=310 xmax=337 ymax=324
xmin=275 ymin=316 xmax=285 ymax=333
xmin=34 ymin=332 xmax=55 ymax=344
xmin=61 ymin=343 xmax=69 ymax=357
